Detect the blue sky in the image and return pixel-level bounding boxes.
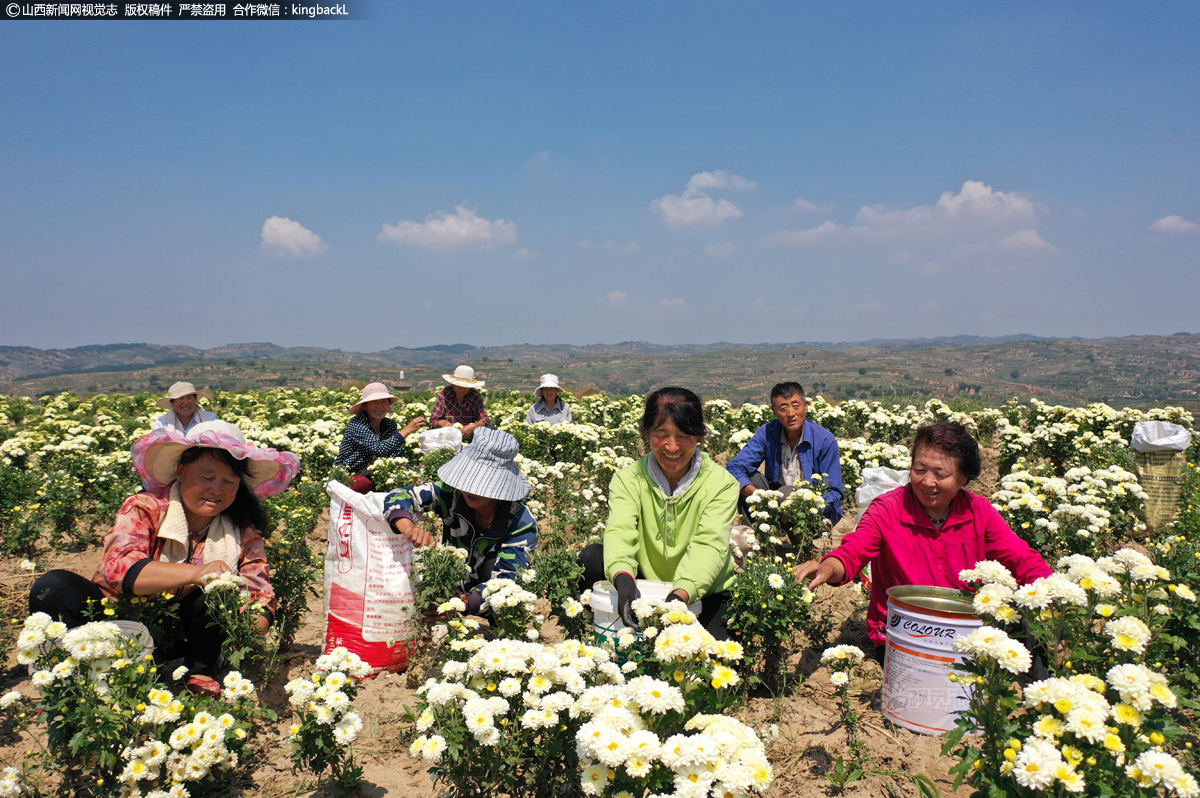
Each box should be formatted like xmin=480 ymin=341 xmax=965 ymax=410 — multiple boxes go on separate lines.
xmin=1 ymin=2 xmax=1198 ymax=351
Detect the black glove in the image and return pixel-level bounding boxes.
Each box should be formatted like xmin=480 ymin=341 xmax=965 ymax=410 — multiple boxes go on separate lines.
xmin=666 ymin=591 xmax=688 ymax=606
xmin=613 ymin=573 xmax=641 ymax=629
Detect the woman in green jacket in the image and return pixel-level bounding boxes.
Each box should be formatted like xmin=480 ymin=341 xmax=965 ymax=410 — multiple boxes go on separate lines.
xmin=579 ymin=387 xmax=740 ymax=638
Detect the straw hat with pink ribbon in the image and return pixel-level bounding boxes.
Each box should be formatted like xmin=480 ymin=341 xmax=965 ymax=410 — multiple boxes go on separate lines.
xmin=132 ymin=420 xmax=301 ymax=499
xmin=349 ymin=382 xmax=401 ymax=415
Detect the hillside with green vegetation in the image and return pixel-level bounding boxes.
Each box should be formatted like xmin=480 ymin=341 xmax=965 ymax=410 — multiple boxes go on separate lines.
xmin=4 ymin=333 xmax=1200 ymax=410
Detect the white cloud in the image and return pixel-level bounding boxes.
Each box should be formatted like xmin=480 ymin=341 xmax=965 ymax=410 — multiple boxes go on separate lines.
xmin=602 ymin=290 xmax=631 ymax=311
xmin=1152 ymin=215 xmax=1199 ymax=233
xmin=997 ymin=229 xmax=1057 ymax=251
xmin=651 ymin=170 xmax=755 ymax=227
xmin=261 ymin=216 xmax=328 ymax=258
xmin=526 ymin=151 xmax=551 ymax=170
xmin=916 ymin=261 xmax=944 ymax=275
xmin=652 ymin=192 xmax=743 ymax=226
xmin=378 ymin=204 xmax=518 ymax=250
xmin=658 ymin=298 xmax=686 ymax=309
xmin=649 ymin=298 xmax=687 ymax=318
xmin=953 ymin=228 xmax=1057 ymax=257
xmin=889 ymin=251 xmax=918 ymax=265
xmin=513 ymin=248 xmax=539 ymax=261
xmin=858 ymin=301 xmax=882 ymax=312
xmin=687 ymin=170 xmax=758 ymax=191
xmin=920 ymin=301 xmax=939 ymax=312
xmin=770 ymin=180 xmax=1041 ymax=247
xmin=767 ymin=220 xmax=847 ymax=246
xmin=854 ymin=180 xmax=1036 ymax=235
xmin=577 ymin=239 xmax=593 ymax=249
xmin=702 ymin=241 xmax=738 ymax=257
xmin=792 ymin=197 xmax=836 ymax=213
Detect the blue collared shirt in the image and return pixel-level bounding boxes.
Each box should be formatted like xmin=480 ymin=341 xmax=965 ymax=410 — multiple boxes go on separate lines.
xmin=725 ymin=418 xmax=845 ymax=524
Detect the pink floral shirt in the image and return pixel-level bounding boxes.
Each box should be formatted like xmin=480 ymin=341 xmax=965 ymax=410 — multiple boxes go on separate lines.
xmin=825 ymin=485 xmax=1051 ymax=647
xmin=92 ymin=487 xmax=277 ymax=614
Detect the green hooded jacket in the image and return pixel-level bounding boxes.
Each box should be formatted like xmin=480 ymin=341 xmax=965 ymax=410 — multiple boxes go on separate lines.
xmin=603 ymin=452 xmax=739 ymax=601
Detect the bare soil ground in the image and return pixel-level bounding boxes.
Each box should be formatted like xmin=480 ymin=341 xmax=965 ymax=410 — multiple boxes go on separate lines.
xmin=1 ymin=499 xmax=982 ymax=798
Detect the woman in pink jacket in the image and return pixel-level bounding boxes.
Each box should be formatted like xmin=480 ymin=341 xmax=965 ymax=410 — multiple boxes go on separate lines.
xmin=794 ymin=421 xmax=1051 ymax=657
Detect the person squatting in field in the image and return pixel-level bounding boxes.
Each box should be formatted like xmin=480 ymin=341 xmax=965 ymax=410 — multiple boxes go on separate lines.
xmin=525 ymin=373 xmax=573 ymax=425
xmin=334 ymin=382 xmax=427 ymax=494
xmin=429 ymin=365 xmax=491 ymax=441
xmin=579 ymin=386 xmax=741 ymax=639
xmin=725 ymin=381 xmax=845 ymax=529
xmin=28 ymin=420 xmax=301 ymax=696
xmin=151 ymin=381 xmax=218 ymax=435
xmin=383 ymin=426 xmax=537 ymax=614
xmin=793 ymin=421 xmax=1052 ymax=661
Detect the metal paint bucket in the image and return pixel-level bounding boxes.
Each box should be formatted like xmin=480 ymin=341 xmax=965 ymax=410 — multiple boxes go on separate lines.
xmin=882 ymin=585 xmax=980 ymax=735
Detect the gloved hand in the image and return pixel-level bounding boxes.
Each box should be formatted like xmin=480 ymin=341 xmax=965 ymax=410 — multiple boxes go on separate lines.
xmin=613 ymin=573 xmax=641 ymax=629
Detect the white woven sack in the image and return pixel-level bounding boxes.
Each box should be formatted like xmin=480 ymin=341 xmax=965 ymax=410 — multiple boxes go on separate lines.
xmin=323 ymin=481 xmax=419 ymax=674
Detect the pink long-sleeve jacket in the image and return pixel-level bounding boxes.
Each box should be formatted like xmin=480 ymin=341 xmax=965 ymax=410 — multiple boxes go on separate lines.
xmin=825 ymin=485 xmax=1051 ymax=647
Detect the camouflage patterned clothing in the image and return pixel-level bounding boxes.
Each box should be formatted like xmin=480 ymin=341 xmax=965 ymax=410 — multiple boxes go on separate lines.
xmin=383 ymin=479 xmax=537 ymax=611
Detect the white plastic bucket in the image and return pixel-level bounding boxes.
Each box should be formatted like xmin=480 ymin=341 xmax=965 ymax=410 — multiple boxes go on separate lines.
xmin=882 ymin=586 xmax=981 ymax=735
xmin=590 ymin=580 xmax=701 ymax=645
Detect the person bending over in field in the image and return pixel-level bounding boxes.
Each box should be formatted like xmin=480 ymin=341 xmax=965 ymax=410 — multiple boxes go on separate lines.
xmin=725 ymin=381 xmax=845 ymax=529
xmin=578 ymin=387 xmax=740 ymax=639
xmin=793 ymin=421 xmax=1052 ymax=661
xmin=28 ymin=421 xmax=300 ymax=696
xmin=151 ymin=381 xmax=218 ymax=434
xmin=525 ymin=373 xmax=573 ymax=425
xmin=429 ymin=365 xmax=491 ymax=440
xmin=383 ymin=427 xmax=537 ymax=614
xmin=334 ymin=382 xmax=427 ymax=494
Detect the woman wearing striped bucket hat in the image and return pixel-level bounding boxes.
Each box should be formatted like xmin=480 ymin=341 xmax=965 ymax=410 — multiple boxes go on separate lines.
xmin=383 ymin=426 xmax=537 ymax=614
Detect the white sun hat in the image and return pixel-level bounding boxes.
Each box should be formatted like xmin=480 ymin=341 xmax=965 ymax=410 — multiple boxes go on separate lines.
xmin=534 ymin=374 xmax=562 ymax=400
xmin=437 ymin=427 xmax=529 ymax=501
xmin=132 ymin=420 xmax=301 ymax=498
xmin=443 ymin=364 xmax=485 ymax=389
xmin=350 ymin=382 xmax=401 ymax=415
xmin=155 ymin=381 xmax=213 ymax=409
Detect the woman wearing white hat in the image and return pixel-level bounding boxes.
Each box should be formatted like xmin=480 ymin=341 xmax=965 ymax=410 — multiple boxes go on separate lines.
xmin=151 ymin=381 xmax=218 ymax=434
xmin=430 ymin=365 xmax=491 ymax=440
xmin=29 ymin=421 xmax=300 ymax=696
xmin=525 ymin=374 xmax=573 ymax=426
xmin=383 ymin=427 xmax=537 ymax=614
xmin=334 ymin=383 xmax=428 ymax=494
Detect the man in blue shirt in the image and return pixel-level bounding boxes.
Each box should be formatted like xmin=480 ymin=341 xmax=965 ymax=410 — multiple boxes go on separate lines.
xmin=726 ymin=382 xmax=845 ymax=526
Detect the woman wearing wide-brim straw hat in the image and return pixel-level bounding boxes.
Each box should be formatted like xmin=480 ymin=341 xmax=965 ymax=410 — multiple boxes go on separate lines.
xmin=334 ymin=382 xmax=427 ymax=494
xmin=383 ymin=426 xmax=537 ymax=614
xmin=28 ymin=420 xmax=301 ymax=697
xmin=430 ymin=365 xmax=491 ymax=441
xmin=526 ymin=373 xmax=573 ymax=426
xmin=151 ymin=381 xmax=217 ymax=434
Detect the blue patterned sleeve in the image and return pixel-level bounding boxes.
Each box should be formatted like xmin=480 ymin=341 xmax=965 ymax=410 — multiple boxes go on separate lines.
xmin=383 ymin=481 xmax=445 ymax=528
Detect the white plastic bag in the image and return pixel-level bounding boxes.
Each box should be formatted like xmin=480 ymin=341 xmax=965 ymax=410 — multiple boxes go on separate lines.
xmin=418 ymin=427 xmax=464 ymax=454
xmin=855 ymin=466 xmax=911 ymax=527
xmin=1131 ymin=421 xmax=1193 ymax=453
xmin=324 ymin=481 xmax=419 ymax=674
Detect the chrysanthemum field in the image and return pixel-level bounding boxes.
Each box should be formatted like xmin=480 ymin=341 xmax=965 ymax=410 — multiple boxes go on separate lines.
xmin=2 ymin=387 xmax=1199 ymax=798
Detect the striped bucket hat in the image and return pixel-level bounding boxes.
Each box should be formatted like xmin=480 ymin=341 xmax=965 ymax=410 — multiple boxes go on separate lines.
xmin=437 ymin=426 xmax=530 ymax=502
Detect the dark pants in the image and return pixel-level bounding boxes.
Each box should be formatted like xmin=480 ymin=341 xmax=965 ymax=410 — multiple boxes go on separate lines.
xmin=737 ymin=472 xmax=796 ymax=526
xmin=29 ymin=569 xmax=224 ymax=676
xmin=578 ymin=543 xmax=731 ymax=640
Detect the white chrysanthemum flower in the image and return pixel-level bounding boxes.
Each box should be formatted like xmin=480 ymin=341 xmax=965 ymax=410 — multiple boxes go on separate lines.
xmin=820 ymin=645 xmax=865 ymax=665
xmin=959 ymin=560 xmax=1018 ymax=589
xmin=767 ymin=573 xmax=785 ymax=589
xmin=830 ymin=672 xmax=849 ymax=687
xmin=1012 ymin=736 xmax=1063 ymax=790
xmin=972 ymin=583 xmax=1014 ymax=616
xmin=1105 ymin=616 xmax=1151 ymax=654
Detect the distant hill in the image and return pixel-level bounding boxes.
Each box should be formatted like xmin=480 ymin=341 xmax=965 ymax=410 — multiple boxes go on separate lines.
xmin=4 ymin=333 xmax=1200 ymax=409
xmin=0 ymin=334 xmax=1058 ymax=381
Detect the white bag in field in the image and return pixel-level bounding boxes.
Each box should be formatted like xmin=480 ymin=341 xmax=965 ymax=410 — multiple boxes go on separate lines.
xmin=323 ymin=481 xmax=419 ymax=674
xmin=1131 ymin=421 xmax=1193 ymax=453
xmin=418 ymin=427 xmax=463 ymax=454
xmin=855 ymin=467 xmax=911 ymax=527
